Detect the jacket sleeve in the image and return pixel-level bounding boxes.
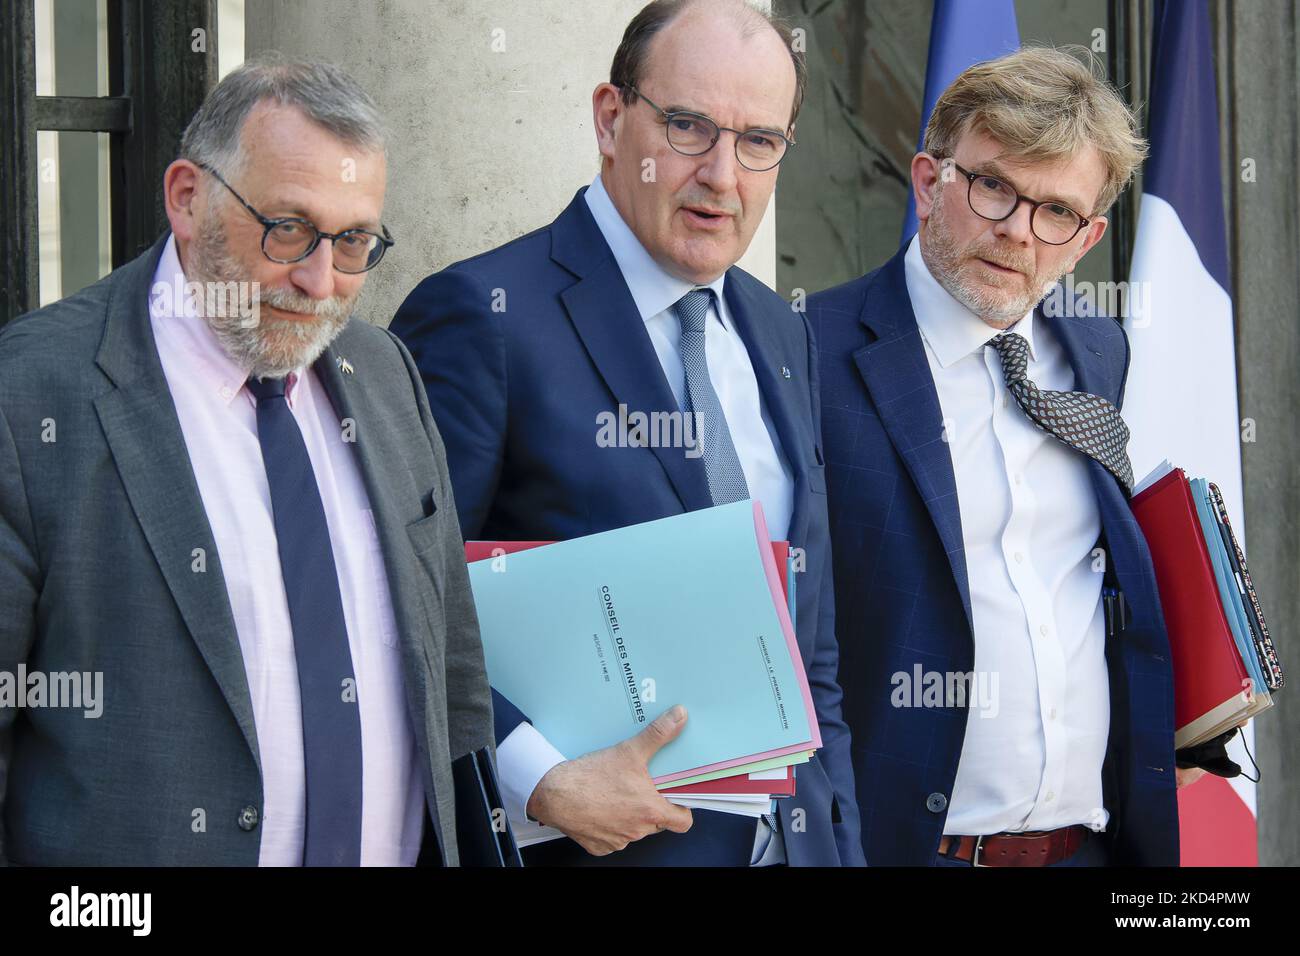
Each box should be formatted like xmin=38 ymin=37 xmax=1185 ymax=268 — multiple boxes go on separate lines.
xmin=810 ymin=548 xmax=864 ymax=865
xmin=802 ymin=307 xmax=865 ymax=866
xmin=0 ymin=400 xmax=40 ymax=866
xmin=387 ymin=278 xmax=533 ymax=748
xmin=389 ymin=268 xmax=507 ymax=541
xmin=385 ymin=327 xmax=495 ymax=761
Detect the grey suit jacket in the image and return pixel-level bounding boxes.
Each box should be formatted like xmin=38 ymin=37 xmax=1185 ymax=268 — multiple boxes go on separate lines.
xmin=0 ymin=234 xmax=494 ymax=865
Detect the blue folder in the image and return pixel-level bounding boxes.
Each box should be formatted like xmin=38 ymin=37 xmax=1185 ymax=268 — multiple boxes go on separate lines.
xmin=465 ymin=501 xmax=816 ymax=780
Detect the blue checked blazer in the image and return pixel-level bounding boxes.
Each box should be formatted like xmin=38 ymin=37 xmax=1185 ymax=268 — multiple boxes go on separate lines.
xmin=807 ymin=248 xmax=1180 ymax=866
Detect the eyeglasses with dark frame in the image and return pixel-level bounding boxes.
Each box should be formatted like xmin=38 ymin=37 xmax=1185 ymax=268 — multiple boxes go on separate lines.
xmin=197 ymin=162 xmax=395 ymax=273
xmin=939 ymin=157 xmax=1091 ymax=246
xmin=624 ymin=85 xmax=795 ymax=172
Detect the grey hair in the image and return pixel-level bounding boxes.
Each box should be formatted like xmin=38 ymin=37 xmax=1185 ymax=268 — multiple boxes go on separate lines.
xmin=178 ymin=51 xmax=387 ymax=178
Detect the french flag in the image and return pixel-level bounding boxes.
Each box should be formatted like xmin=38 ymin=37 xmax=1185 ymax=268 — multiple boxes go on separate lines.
xmin=901 ymin=0 xmax=1019 ymax=241
xmin=1121 ymin=0 xmax=1258 ymax=866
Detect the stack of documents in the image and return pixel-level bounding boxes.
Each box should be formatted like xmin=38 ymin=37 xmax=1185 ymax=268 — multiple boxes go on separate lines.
xmin=1131 ymin=461 xmax=1284 ymax=749
xmin=465 ymin=501 xmax=820 ymax=845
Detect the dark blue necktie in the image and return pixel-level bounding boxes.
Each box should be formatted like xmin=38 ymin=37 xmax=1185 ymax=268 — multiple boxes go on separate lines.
xmin=246 ymin=374 xmax=363 ymax=866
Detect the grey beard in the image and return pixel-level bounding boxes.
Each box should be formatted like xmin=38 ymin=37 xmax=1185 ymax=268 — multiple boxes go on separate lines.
xmin=922 ymin=189 xmax=1066 ymax=328
xmin=187 ymin=213 xmax=354 ymax=380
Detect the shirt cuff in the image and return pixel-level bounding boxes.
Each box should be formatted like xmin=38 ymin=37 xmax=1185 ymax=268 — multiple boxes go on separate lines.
xmin=496 ymin=721 xmax=567 ymax=824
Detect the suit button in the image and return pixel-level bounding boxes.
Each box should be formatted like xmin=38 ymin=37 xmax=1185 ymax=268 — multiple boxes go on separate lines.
xmin=238 ymin=806 xmax=260 ymax=831
xmin=926 ymin=792 xmax=948 ymax=813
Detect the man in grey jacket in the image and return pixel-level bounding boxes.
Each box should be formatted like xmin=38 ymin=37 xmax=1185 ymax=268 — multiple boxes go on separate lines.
xmin=0 ymin=55 xmax=494 ymax=865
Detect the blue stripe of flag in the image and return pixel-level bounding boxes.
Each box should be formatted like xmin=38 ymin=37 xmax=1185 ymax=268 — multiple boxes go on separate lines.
xmin=1144 ymin=0 xmax=1231 ymax=296
xmin=901 ymin=0 xmax=1020 ymax=242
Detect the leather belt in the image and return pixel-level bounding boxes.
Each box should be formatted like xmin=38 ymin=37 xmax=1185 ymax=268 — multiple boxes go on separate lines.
xmin=937 ymin=825 xmax=1089 ymax=867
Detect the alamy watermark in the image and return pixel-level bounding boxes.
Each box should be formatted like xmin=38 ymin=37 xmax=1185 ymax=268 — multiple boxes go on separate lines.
xmin=1040 ymin=273 xmax=1152 ymax=325
xmin=891 ymin=665 xmax=1000 ymax=719
xmin=150 ymin=276 xmax=261 ymax=328
xmin=597 ymin=404 xmax=702 ymax=458
xmin=0 ymin=665 xmax=103 ymax=718
xmin=50 ymin=886 xmax=150 ymax=936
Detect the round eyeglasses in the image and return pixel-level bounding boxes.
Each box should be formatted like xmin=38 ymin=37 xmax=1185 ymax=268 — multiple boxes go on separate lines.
xmin=942 ymin=159 xmax=1090 ymax=245
xmin=625 ymin=86 xmax=794 ymax=172
xmin=198 ymin=163 xmax=394 ymax=273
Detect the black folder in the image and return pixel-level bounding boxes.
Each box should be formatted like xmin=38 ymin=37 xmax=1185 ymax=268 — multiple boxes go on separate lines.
xmin=451 ymin=747 xmax=523 ymax=867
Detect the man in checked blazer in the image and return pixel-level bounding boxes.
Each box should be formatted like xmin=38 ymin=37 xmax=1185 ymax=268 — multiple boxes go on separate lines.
xmin=0 ymin=57 xmax=495 ymax=865
xmin=809 ymin=48 xmax=1184 ymax=866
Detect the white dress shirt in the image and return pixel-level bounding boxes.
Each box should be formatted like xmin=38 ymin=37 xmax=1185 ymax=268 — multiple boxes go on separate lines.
xmin=149 ymin=235 xmax=425 ymax=865
xmin=904 ymin=235 xmax=1110 ymax=836
xmin=495 ymin=175 xmax=794 ymax=861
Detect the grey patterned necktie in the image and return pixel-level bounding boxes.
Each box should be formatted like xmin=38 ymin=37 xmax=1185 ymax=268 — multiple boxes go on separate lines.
xmin=988 ymin=331 xmax=1134 ymax=491
xmin=674 ymin=289 xmax=750 ymax=505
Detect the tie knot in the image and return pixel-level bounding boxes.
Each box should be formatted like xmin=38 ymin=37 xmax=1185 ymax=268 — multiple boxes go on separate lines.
xmin=246 ymin=375 xmax=288 ymax=403
xmin=988 ymin=331 xmax=1030 ymax=380
xmin=674 ymin=289 xmax=714 ymax=336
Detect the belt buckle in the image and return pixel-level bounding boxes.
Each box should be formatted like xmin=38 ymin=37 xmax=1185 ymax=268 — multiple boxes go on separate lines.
xmin=972 ymin=835 xmax=988 ymax=867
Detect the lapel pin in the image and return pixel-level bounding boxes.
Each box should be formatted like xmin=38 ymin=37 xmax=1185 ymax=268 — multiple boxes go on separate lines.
xmin=336 ymin=356 xmax=355 ymax=375
xmin=780 ymin=365 xmax=792 ymax=380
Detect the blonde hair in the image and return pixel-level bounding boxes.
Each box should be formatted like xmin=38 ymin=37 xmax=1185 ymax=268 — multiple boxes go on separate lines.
xmin=922 ymin=45 xmax=1147 ymax=216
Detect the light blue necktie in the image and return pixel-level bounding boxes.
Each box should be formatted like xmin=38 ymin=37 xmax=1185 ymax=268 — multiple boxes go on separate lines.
xmin=673 ymin=289 xmax=750 ymax=506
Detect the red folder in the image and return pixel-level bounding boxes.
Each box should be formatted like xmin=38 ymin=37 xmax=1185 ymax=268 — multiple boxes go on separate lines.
xmin=466 ymin=537 xmax=797 ymax=798
xmin=1130 ymin=469 xmax=1251 ymax=747
xmin=659 ymin=764 xmax=796 ymax=797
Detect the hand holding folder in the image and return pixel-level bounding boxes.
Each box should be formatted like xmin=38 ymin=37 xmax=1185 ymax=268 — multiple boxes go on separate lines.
xmin=1175 ymin=723 xmax=1249 ymax=785
xmin=464 ymin=501 xmax=820 ymax=848
xmin=523 ymin=705 xmax=695 ymax=857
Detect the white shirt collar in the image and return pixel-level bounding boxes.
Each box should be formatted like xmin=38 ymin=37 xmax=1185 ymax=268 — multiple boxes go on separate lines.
xmin=903 ymin=233 xmax=1037 ymax=369
xmin=583 ymin=173 xmax=729 ymax=328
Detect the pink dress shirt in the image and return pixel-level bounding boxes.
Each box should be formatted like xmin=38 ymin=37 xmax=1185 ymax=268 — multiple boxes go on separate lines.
xmin=148 ymin=235 xmax=424 ymax=865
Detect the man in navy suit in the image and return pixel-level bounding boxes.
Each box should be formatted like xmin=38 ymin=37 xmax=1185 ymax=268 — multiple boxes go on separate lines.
xmin=390 ymin=0 xmax=861 ymax=866
xmin=809 ymin=47 xmax=1183 ymax=866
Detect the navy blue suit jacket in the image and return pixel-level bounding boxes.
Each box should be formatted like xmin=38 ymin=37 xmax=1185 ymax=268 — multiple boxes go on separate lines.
xmin=807 ymin=248 xmax=1180 ymax=866
xmin=390 ymin=188 xmax=863 ymax=866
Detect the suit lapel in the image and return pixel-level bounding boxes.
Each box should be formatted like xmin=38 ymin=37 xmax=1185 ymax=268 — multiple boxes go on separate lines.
xmin=312 ymin=336 xmax=446 ymax=853
xmin=850 ymin=249 xmax=973 ymax=630
xmin=724 ymin=274 xmax=812 ymax=547
xmin=93 ymin=235 xmax=261 ymax=770
xmin=1043 ymin=308 xmax=1141 ymax=576
xmin=1041 ymin=308 xmax=1114 ymax=408
xmin=552 ymin=191 xmax=712 ymax=513
xmin=311 ymin=334 xmax=432 ymax=661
